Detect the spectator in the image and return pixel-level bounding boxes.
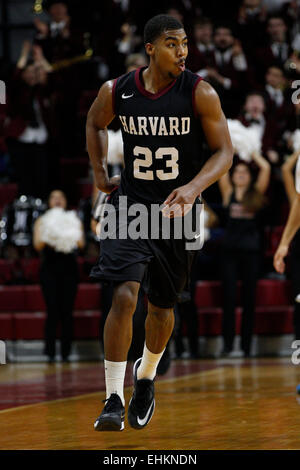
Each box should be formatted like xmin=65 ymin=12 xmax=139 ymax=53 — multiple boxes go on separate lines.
xmin=185 ymin=17 xmax=214 ymax=74
xmin=34 ymin=1 xmax=88 ymax=158
xmin=236 ymin=0 xmax=268 ymax=51
xmin=263 ymin=66 xmax=295 ymax=149
xmin=4 ymin=41 xmax=52 ymax=199
xmin=125 ymin=53 xmax=148 ymax=72
xmin=205 ymin=25 xmax=250 ymax=117
xmin=33 ymin=190 xmax=85 ymax=363
xmin=218 ymin=152 xmax=271 ymax=357
xmin=254 ymin=15 xmax=292 ymax=83
xmin=34 ymin=1 xmax=85 ymax=63
xmin=238 ymin=92 xmax=282 ymax=163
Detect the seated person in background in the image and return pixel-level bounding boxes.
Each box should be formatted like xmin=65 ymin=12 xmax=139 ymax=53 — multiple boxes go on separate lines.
xmin=263 ymin=66 xmax=294 ymax=135
xmin=254 ymin=15 xmax=293 ymax=84
xmin=238 ymin=91 xmax=282 ymax=164
xmin=185 ymin=17 xmax=215 ymax=74
xmin=4 ymin=41 xmax=52 ymax=199
xmin=236 ymin=0 xmax=268 ymax=52
xmin=204 ymin=24 xmax=250 ymax=118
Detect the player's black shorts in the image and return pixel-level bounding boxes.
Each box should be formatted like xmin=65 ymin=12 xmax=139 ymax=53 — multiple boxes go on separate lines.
xmin=90 ymin=189 xmax=201 ymax=308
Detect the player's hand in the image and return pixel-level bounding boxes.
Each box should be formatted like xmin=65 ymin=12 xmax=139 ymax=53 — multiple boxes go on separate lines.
xmin=109 ymin=175 xmax=121 ymax=188
xmin=273 ymin=244 xmax=289 ymax=273
xmin=162 ymin=184 xmax=198 ymax=218
xmin=96 ymin=175 xmax=120 ymax=194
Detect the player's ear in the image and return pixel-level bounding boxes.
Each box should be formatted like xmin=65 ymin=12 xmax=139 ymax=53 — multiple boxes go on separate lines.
xmin=145 ymin=42 xmax=155 ymax=57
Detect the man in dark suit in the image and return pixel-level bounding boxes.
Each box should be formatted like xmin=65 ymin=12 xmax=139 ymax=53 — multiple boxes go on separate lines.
xmin=254 ymin=15 xmax=292 ymax=84
xmin=185 ymin=17 xmax=214 ymax=74
xmin=203 ymin=25 xmax=250 ymax=117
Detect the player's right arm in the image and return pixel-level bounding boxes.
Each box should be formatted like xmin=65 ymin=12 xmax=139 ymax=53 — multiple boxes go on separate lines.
xmin=86 ymin=80 xmax=119 ymax=194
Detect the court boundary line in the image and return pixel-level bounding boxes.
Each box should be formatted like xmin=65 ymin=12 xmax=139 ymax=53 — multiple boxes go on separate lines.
xmin=0 ymin=367 xmax=224 ymax=415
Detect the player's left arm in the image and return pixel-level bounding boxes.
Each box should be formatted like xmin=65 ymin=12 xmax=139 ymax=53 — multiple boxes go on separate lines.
xmin=274 ymin=193 xmax=300 ymax=273
xmin=163 ymin=81 xmax=233 ymax=217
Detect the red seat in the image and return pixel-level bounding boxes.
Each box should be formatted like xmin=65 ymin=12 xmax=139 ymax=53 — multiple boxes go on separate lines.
xmin=195 ymin=280 xmax=292 ymax=309
xmin=254 ymin=306 xmax=293 ymax=334
xmin=13 ymin=312 xmax=46 ymax=339
xmin=255 ymin=280 xmax=291 ymax=306
xmin=0 ymin=313 xmax=14 ymax=339
xmin=197 ymin=308 xmax=223 ymax=335
xmin=0 ymin=259 xmax=14 ymax=284
xmin=74 ymin=283 xmax=101 ymax=310
xmin=23 ymin=285 xmax=46 ymax=311
xmin=12 ymin=310 xmax=101 ymax=340
xmin=0 ymin=286 xmax=25 ymax=312
xmin=73 ymin=311 xmax=101 ymax=339
xmin=20 ymin=259 xmax=40 ymax=284
xmin=195 ymin=281 xmax=222 ymax=308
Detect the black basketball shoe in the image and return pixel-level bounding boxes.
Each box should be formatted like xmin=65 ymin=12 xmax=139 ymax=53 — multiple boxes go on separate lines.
xmin=94 ymin=393 xmax=125 ymax=431
xmin=128 ymin=358 xmax=155 ymax=430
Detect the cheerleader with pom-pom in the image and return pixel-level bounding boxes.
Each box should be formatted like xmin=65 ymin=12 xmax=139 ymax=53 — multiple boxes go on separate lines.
xmin=33 ymin=190 xmax=85 ymax=363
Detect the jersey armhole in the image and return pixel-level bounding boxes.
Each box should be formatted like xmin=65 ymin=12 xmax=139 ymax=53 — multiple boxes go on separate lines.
xmin=192 ymin=76 xmax=203 ymax=118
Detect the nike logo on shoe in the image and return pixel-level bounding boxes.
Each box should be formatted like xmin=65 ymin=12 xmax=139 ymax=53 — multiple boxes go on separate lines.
xmin=122 ymin=93 xmax=134 ymax=99
xmin=136 ymin=400 xmax=155 ymax=426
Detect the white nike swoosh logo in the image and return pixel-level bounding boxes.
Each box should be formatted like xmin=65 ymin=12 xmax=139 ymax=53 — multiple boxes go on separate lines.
xmin=137 ymin=400 xmax=154 ymax=426
xmin=194 ymin=233 xmax=201 ymax=239
xmin=122 ymin=93 xmax=134 ymax=99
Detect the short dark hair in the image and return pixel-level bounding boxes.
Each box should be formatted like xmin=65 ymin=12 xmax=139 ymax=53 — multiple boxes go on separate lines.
xmin=144 ymin=14 xmax=183 ymax=44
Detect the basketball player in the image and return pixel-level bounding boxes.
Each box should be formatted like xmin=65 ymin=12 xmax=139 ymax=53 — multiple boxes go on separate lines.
xmin=86 ymin=14 xmax=233 ymax=431
xmin=274 ymin=158 xmax=300 ymax=273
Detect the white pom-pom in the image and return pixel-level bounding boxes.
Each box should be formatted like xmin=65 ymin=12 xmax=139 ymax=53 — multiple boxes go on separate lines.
xmin=107 ymin=129 xmax=123 ymax=165
xmin=39 ymin=208 xmax=82 ymax=253
xmin=292 ymin=129 xmax=300 ymax=152
xmin=227 ymin=119 xmax=261 ymax=162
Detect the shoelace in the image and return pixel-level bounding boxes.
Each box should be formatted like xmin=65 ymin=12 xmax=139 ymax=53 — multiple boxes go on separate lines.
xmin=102 ymin=394 xmax=122 ymax=412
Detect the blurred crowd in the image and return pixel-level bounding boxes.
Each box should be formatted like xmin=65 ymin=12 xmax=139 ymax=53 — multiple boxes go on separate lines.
xmin=1 ymin=0 xmax=300 ymax=359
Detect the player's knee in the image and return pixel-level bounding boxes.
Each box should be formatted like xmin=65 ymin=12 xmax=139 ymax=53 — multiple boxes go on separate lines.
xmin=112 ymin=283 xmax=138 ymax=315
xmin=150 ymin=307 xmax=173 ymax=324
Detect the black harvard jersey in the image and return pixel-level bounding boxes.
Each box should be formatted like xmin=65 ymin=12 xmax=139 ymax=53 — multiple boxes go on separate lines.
xmin=112 ymin=66 xmax=204 ymax=205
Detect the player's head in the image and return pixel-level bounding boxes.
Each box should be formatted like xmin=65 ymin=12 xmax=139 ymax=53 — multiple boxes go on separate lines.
xmin=48 ymin=190 xmax=67 ymax=209
xmin=143 ymin=14 xmax=187 ymax=79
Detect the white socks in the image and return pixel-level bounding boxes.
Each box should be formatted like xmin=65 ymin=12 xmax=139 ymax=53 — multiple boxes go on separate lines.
xmin=104 ymin=345 xmax=164 ymax=406
xmin=137 ymin=344 xmax=165 ymax=381
xmin=104 ymin=359 xmax=127 ymax=406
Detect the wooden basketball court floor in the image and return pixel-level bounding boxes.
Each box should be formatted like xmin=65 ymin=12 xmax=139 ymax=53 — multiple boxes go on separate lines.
xmin=1 ymin=358 xmax=300 ymax=450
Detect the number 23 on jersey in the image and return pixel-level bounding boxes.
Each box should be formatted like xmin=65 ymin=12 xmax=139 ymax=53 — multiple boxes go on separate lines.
xmin=133 ymin=146 xmax=179 ymax=181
